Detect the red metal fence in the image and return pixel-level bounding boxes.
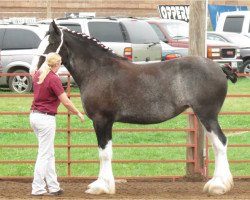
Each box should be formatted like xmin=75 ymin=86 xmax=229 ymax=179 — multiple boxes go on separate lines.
xmin=0 ymin=73 xmax=249 ymax=180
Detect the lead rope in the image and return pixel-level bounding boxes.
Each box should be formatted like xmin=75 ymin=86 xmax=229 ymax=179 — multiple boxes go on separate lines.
xmin=56 ymin=29 xmax=64 ymax=54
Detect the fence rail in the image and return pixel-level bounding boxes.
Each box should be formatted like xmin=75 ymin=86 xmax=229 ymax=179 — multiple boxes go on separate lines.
xmin=0 ymin=73 xmax=249 ymax=180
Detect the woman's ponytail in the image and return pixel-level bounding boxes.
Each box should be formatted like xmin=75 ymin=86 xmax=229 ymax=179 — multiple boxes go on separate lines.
xmin=37 ymin=53 xmax=61 ymax=84
xmin=37 ymin=63 xmax=51 ymax=84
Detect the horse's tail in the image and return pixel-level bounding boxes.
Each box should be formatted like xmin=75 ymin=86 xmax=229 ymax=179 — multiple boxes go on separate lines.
xmin=221 ymin=64 xmax=238 ymax=83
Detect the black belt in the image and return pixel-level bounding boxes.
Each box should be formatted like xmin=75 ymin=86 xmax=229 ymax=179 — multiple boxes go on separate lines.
xmin=31 ymin=110 xmax=55 ymax=116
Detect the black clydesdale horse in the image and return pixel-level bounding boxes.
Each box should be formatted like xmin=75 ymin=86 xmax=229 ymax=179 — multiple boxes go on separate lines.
xmin=32 ymin=21 xmax=237 ymax=195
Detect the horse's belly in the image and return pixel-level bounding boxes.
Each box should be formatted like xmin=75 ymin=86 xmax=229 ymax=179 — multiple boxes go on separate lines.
xmin=117 ymin=116 xmax=167 ymax=124
xmin=116 ymin=106 xmax=185 ymax=124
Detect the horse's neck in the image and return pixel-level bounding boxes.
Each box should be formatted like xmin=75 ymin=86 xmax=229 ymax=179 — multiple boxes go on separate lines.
xmin=64 ymin=34 xmax=118 ymax=88
xmin=65 ymin=52 xmax=99 ymax=88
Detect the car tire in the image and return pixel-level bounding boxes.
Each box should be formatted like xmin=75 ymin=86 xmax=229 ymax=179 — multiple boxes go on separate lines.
xmin=240 ymin=60 xmax=250 ymax=78
xmin=8 ymin=69 xmax=32 ymax=93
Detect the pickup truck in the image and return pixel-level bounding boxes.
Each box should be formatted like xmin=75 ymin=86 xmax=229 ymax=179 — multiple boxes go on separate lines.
xmin=207 ymin=31 xmax=250 ymax=75
xmin=147 ymin=19 xmax=243 ymax=71
xmin=216 ymin=11 xmax=250 ymax=38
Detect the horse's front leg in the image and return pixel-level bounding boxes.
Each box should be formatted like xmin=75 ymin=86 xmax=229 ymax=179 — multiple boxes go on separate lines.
xmin=203 ymin=130 xmax=233 ymax=195
xmin=85 ymin=117 xmax=115 ymax=195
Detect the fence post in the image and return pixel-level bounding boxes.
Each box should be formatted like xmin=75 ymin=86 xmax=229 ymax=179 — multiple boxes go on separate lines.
xmin=186 ymin=111 xmax=205 ymax=179
xmin=186 ymin=0 xmax=207 ymax=180
xmin=67 ymin=75 xmax=71 ymax=176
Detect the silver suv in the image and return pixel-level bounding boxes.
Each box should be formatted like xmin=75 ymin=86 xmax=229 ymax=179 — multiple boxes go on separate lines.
xmin=54 ymin=17 xmax=162 ymax=64
xmin=0 ymin=24 xmax=72 ymax=93
xmin=0 ymin=24 xmax=45 ymax=93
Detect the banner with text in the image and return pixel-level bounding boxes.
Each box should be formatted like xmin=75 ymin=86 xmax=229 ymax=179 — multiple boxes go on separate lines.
xmin=158 ymin=5 xmax=189 ymax=22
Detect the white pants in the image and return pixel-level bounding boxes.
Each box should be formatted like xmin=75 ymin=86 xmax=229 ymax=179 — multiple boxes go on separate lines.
xmin=30 ymin=112 xmax=60 ymax=195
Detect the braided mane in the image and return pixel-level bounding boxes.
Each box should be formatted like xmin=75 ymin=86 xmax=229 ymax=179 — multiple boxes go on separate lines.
xmin=61 ymin=27 xmax=127 ymax=60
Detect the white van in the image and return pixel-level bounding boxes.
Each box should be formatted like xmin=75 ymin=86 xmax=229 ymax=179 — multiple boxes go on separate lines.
xmin=216 ymin=11 xmax=250 ymax=38
xmin=0 ymin=25 xmax=45 ymax=93
xmin=0 ymin=24 xmax=74 ymax=93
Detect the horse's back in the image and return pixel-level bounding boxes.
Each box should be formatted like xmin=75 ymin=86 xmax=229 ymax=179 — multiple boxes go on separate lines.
xmin=159 ymin=56 xmax=225 ymax=80
xmin=134 ymin=56 xmax=226 ymax=83
xmin=158 ymin=56 xmax=227 ymax=93
xmin=160 ymin=56 xmax=228 ymax=115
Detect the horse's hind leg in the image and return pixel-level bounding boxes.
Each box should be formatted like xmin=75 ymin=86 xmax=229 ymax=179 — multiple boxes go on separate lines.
xmin=197 ymin=114 xmax=233 ymax=195
xmin=85 ymin=116 xmax=115 ymax=195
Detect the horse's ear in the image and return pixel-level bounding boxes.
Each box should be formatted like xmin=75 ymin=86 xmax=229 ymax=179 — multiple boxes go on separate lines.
xmin=49 ymin=20 xmax=61 ymax=36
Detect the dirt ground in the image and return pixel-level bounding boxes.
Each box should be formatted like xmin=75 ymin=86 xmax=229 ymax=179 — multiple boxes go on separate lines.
xmin=0 ymin=179 xmax=250 ymax=200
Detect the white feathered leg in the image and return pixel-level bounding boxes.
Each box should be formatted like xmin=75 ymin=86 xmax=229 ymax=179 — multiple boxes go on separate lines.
xmin=85 ymin=141 xmax=115 ymax=194
xmin=203 ymin=131 xmax=233 ymax=195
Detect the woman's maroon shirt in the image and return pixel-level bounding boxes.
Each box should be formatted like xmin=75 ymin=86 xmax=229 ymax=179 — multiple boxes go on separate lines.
xmin=31 ymin=71 xmax=64 ymax=115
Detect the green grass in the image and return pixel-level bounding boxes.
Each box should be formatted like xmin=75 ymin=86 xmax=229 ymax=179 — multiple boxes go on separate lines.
xmin=0 ymin=78 xmax=249 ymax=177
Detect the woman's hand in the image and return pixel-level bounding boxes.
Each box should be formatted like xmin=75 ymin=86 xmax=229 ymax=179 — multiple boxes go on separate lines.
xmin=77 ymin=112 xmax=84 ymax=123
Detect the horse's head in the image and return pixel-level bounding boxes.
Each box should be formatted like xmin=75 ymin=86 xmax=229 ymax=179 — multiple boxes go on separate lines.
xmin=34 ymin=21 xmax=67 ymax=70
xmin=31 ymin=19 xmax=128 ymax=84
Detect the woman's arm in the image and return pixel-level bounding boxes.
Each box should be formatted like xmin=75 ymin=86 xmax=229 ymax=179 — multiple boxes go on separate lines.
xmin=58 ymin=92 xmax=84 ymax=122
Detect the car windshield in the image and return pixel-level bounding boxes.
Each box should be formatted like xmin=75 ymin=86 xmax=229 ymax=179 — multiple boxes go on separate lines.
xmin=88 ymin=21 xmax=125 ymax=42
xmin=161 ymin=21 xmax=189 ymax=39
xmin=122 ymin=20 xmax=160 ymax=44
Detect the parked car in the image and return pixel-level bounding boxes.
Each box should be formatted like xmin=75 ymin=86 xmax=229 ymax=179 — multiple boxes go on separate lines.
xmin=207 ymin=31 xmax=250 ymax=74
xmin=160 ymin=41 xmax=187 ymax=60
xmin=53 ymin=17 xmax=162 ymax=64
xmin=0 ymin=24 xmax=45 ymax=93
xmin=146 ymin=19 xmax=242 ymax=71
xmin=207 ymin=31 xmax=250 ymax=47
xmin=216 ymin=11 xmax=250 ymax=38
xmin=0 ymin=24 xmax=73 ymax=93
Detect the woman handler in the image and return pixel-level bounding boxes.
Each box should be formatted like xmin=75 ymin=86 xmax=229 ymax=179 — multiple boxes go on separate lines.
xmin=30 ymin=52 xmax=84 ymax=196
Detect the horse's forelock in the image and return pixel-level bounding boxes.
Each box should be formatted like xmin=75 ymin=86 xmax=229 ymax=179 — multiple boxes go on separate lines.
xmin=41 ymin=27 xmax=64 ymax=55
xmin=32 ymin=24 xmax=65 ymax=70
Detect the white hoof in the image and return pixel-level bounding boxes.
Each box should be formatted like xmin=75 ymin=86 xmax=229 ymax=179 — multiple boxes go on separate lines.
xmin=203 ymin=175 xmax=233 ymax=195
xmin=85 ymin=186 xmax=109 ymax=195
xmin=85 ymin=179 xmax=115 ymax=195
xmin=87 ymin=179 xmax=101 ymax=189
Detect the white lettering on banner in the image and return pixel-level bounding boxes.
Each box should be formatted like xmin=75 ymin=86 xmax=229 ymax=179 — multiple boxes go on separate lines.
xmin=158 ymin=5 xmax=189 ymax=22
